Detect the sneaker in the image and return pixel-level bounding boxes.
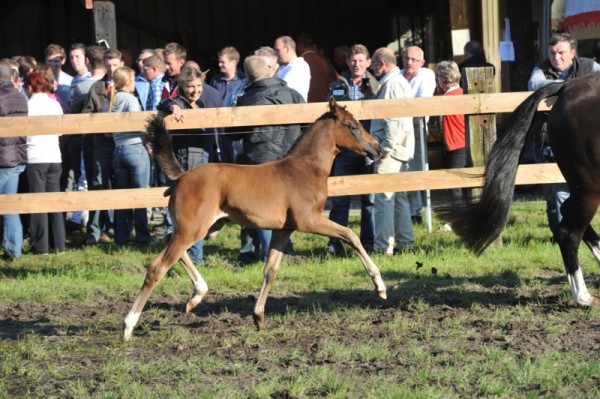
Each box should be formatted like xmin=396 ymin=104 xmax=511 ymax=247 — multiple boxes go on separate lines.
xmin=1 ymin=252 xmax=20 ymax=261
xmin=327 ymin=244 xmax=340 ymax=256
xmin=207 ymin=231 xmax=219 ymax=240
xmin=442 ymin=223 xmax=453 ymax=232
xmin=98 ymin=232 xmax=111 ymax=243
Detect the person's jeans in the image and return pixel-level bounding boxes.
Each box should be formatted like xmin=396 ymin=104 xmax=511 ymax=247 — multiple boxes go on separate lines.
xmin=113 ymin=143 xmax=151 ymax=245
xmin=328 ymin=151 xmax=374 ymax=253
xmin=408 ymin=118 xmax=427 ymax=217
xmin=87 ymin=138 xmax=114 ymax=240
xmin=373 ymin=158 xmax=413 ymax=252
xmin=0 ymin=165 xmax=25 ymax=257
xmin=532 ymin=142 xmax=568 ymax=236
xmin=67 ymin=135 xmax=83 ymax=190
xmin=165 ymin=148 xmax=209 ymax=265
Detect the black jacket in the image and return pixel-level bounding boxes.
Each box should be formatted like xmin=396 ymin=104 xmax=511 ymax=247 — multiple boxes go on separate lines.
xmin=228 ymin=77 xmax=305 ymax=165
xmin=535 ymin=56 xmax=596 ymax=80
xmin=0 ymin=81 xmax=28 ymax=167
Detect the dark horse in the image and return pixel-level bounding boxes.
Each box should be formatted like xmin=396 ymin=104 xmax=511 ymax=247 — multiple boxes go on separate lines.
xmin=438 ymin=73 xmax=600 ymax=308
xmin=123 ymin=98 xmax=386 ymax=340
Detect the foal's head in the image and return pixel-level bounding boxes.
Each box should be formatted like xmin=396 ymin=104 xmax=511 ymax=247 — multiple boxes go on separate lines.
xmin=328 ymin=98 xmax=382 ymax=161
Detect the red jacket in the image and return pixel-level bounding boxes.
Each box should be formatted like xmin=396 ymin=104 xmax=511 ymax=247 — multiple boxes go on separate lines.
xmin=442 ymin=87 xmax=466 ymax=151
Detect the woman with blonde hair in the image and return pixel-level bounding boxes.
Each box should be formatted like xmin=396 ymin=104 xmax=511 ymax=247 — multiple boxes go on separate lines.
xmin=106 ymin=66 xmax=152 ymax=246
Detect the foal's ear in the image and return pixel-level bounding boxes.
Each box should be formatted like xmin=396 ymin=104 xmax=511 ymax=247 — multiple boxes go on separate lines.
xmin=329 ymin=97 xmax=344 ymax=118
xmin=329 ymin=97 xmax=338 ymax=112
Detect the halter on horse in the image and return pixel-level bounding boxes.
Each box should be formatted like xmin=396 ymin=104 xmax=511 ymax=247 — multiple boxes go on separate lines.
xmin=437 ymin=73 xmax=600 ymax=308
xmin=123 ymin=98 xmax=386 ymax=340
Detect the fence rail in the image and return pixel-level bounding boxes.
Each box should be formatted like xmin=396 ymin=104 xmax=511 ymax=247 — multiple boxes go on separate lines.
xmin=0 ymin=92 xmax=559 ymax=215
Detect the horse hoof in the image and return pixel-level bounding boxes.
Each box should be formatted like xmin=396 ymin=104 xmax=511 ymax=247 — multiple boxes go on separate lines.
xmin=378 ymin=290 xmax=387 ymax=300
xmin=591 ymin=296 xmax=600 ymax=308
xmin=123 ymin=325 xmax=133 ymax=341
xmin=253 ymin=314 xmax=266 ymax=330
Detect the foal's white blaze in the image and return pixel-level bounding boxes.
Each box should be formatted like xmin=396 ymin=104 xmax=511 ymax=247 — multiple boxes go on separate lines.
xmin=567 ymin=269 xmax=593 ymax=306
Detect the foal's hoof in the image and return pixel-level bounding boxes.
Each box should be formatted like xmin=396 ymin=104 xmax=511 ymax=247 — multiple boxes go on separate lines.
xmin=253 ymin=313 xmax=266 ymax=330
xmin=123 ymin=324 xmax=134 ymax=342
xmin=378 ymin=290 xmax=387 ymax=300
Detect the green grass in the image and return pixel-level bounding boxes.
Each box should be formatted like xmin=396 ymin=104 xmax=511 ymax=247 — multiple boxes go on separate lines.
xmin=1 ymin=199 xmax=599 ymax=398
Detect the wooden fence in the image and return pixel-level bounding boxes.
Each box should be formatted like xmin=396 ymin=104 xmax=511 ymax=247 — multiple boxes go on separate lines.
xmin=0 ymin=92 xmax=559 ymax=215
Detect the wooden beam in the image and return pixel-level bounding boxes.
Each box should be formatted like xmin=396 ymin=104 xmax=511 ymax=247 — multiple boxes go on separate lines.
xmin=0 ymin=164 xmax=564 ymax=215
xmin=0 ymin=92 xmax=553 ymax=138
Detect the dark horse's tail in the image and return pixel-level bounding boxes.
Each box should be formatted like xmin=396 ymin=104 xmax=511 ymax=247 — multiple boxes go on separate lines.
xmin=145 ymin=113 xmax=184 ymax=183
xmin=437 ymin=82 xmax=565 ymax=255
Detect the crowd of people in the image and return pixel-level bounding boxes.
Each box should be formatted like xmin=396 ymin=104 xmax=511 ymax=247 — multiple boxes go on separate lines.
xmin=7 ymin=30 xmax=572 ymax=265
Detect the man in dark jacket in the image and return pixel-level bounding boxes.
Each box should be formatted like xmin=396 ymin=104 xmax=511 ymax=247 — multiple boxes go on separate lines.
xmin=0 ymin=61 xmax=28 ymax=260
xmin=228 ymin=53 xmax=305 ymax=265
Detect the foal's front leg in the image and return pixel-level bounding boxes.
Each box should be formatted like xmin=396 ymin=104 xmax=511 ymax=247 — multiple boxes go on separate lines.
xmin=301 ymin=214 xmax=387 ymax=299
xmin=253 ymin=230 xmax=291 ymax=330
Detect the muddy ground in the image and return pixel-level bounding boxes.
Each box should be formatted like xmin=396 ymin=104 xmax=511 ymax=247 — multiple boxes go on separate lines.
xmin=2 ymin=267 xmax=599 ymax=397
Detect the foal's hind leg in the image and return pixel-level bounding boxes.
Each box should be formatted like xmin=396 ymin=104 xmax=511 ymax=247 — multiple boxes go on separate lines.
xmin=123 ymin=237 xmax=192 ymax=341
xmin=178 ymin=251 xmax=209 ymax=313
xmin=555 ymin=196 xmax=600 ymax=307
xmin=253 ymin=230 xmax=290 ymax=330
xmin=300 ymin=214 xmax=386 ymax=299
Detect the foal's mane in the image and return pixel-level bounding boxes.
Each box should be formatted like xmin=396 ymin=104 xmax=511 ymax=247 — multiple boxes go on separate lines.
xmin=286 ymin=111 xmax=336 ymax=155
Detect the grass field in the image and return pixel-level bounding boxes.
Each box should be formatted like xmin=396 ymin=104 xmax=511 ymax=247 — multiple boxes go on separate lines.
xmin=0 ymin=198 xmax=599 ymax=398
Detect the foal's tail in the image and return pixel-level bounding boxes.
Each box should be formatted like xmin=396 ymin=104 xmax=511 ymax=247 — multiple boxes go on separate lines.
xmin=145 ymin=113 xmax=184 ymax=182
xmin=436 ymin=82 xmax=565 ymax=255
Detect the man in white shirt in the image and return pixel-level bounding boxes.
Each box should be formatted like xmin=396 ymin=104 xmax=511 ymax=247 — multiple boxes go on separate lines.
xmin=401 ymin=45 xmax=436 ymax=224
xmin=274 ymin=36 xmax=311 ymax=101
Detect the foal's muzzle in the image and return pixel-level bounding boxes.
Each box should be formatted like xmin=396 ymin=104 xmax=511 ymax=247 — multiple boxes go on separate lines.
xmin=366 ymin=141 xmax=383 ymax=161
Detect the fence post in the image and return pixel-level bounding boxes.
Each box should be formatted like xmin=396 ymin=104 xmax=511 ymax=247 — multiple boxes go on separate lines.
xmin=465 ymin=66 xmax=496 ymax=168
xmin=465 ymin=66 xmax=501 ymax=247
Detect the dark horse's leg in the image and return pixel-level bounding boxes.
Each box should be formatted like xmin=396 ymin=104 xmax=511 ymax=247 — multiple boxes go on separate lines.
xmin=555 ymin=195 xmax=600 ymax=306
xmin=582 ymin=225 xmax=600 ymax=263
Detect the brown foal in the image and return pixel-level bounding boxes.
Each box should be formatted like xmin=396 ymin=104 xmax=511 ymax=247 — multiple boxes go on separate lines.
xmin=123 ymin=98 xmax=386 ymax=341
